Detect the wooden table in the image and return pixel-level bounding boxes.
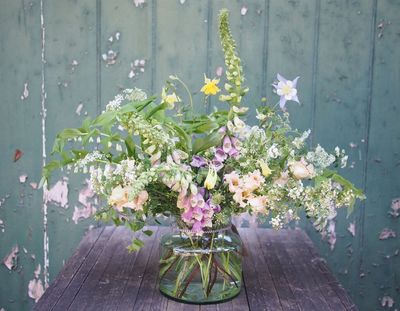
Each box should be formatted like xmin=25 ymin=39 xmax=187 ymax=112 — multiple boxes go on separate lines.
xmin=34 ymin=226 xmax=358 ymax=311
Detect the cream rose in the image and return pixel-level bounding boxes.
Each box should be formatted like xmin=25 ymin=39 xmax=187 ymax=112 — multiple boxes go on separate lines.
xmin=288 ymin=158 xmax=315 ymax=179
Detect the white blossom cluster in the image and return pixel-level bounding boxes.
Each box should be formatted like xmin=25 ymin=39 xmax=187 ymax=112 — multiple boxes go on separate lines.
xmin=292 ymin=129 xmax=311 ymax=149
xmin=74 ymin=151 xmax=105 ymax=172
xmin=123 ymin=87 xmax=148 ymax=102
xmin=306 ymin=145 xmax=335 ymax=170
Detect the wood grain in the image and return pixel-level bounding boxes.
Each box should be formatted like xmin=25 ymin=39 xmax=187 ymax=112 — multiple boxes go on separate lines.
xmin=34 ymin=226 xmax=357 ymax=311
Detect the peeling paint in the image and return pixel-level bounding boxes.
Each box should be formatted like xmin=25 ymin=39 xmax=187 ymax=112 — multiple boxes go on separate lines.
xmin=241 ymin=6 xmax=248 ymax=16
xmin=72 ymin=183 xmax=97 ymax=224
xmin=102 ymin=50 xmax=118 ymax=66
xmin=14 ymin=149 xmax=23 ymax=162
xmin=381 ymin=295 xmax=394 ymax=308
xmin=75 ymin=103 xmax=84 ymax=115
xmin=128 ymin=59 xmax=146 ymax=79
xmin=180 ymin=0 xmax=186 ymax=4
xmin=2 ymin=245 xmax=19 ymax=270
xmin=216 ymin=66 xmax=223 ymax=77
xmin=20 ymin=82 xmax=29 ymax=100
xmin=327 ymin=219 xmax=336 ymax=250
xmin=28 ymin=278 xmax=44 ymax=303
xmin=30 ymin=182 xmax=38 ymax=189
xmin=349 ymin=142 xmax=358 ymax=148
xmin=19 ymin=174 xmax=28 ymax=183
xmin=347 ymin=222 xmax=356 ymax=236
xmin=44 ymin=178 xmax=69 ymax=208
xmin=133 ymin=0 xmax=146 ymax=7
xmin=390 ymin=198 xmax=400 ymax=218
xmin=379 ymin=228 xmax=396 ymax=240
xmin=0 ymin=219 xmax=4 ymax=233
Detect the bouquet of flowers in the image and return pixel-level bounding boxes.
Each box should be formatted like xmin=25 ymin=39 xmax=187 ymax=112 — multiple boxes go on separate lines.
xmin=42 ymin=9 xmax=364 ymax=303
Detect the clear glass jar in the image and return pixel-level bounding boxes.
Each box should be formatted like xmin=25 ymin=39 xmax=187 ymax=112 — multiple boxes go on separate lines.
xmin=158 ymin=222 xmax=243 ymax=304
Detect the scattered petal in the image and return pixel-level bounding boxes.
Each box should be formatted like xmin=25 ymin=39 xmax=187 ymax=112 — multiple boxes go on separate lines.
xmin=14 ymin=149 xmax=23 ymax=162
xmin=3 ymin=245 xmax=19 ymax=270
xmin=379 ymin=228 xmax=396 ymax=240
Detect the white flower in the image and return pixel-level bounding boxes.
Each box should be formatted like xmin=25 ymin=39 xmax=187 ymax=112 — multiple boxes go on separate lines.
xmin=272 ymin=74 xmax=300 ymax=110
xmin=289 ymin=158 xmax=315 ymax=179
xmin=267 ymin=144 xmax=281 ymax=159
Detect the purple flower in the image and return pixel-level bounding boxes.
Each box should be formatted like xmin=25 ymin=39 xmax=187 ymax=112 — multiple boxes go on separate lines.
xmin=222 ymin=136 xmax=233 ymax=154
xmin=214 ymin=147 xmax=227 ymax=162
xmin=272 ymin=74 xmax=300 ymax=111
xmin=190 ymin=155 xmax=207 ymax=168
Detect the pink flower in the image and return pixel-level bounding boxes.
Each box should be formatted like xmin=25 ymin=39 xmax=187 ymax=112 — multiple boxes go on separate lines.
xmin=224 ymin=171 xmax=242 ymax=193
xmin=248 ymin=196 xmax=268 ymax=213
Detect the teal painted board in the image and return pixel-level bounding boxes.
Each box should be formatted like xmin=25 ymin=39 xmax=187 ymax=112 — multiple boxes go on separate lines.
xmin=100 ymin=0 xmax=152 ymax=108
xmin=0 ymin=1 xmax=399 ymax=310
xmin=43 ymin=0 xmax=98 ymax=289
xmin=360 ymin=0 xmax=400 ymax=310
xmin=305 ymin=0 xmax=376 ymax=308
xmin=154 ymin=0 xmax=210 ymax=115
xmin=0 ymin=1 xmax=44 ymax=310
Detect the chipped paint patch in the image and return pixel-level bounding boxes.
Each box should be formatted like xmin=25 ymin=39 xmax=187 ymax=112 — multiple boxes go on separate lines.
xmin=241 ymin=6 xmax=248 ymax=16
xmin=72 ymin=182 xmax=97 ymax=224
xmin=381 ymin=295 xmax=394 ymax=308
xmin=19 ymin=174 xmax=28 ymax=183
xmin=180 ymin=0 xmax=186 ymax=4
xmin=128 ymin=59 xmax=146 ymax=79
xmin=133 ymin=0 xmax=146 ymax=7
xmin=44 ymin=178 xmax=69 ymax=208
xmin=216 ymin=66 xmax=223 ymax=77
xmin=347 ymin=222 xmax=355 ymax=236
xmin=0 ymin=219 xmax=4 ymax=233
xmin=102 ymin=50 xmax=118 ymax=66
xmin=379 ymin=228 xmax=396 ymax=240
xmin=75 ymin=103 xmax=84 ymax=115
xmin=3 ymin=245 xmax=18 ymax=270
xmin=21 ymin=82 xmax=29 ymax=100
xmin=30 ymin=182 xmax=38 ymax=189
xmin=14 ymin=149 xmax=23 ymax=162
xmin=390 ymin=198 xmax=400 ymax=218
xmin=327 ymin=220 xmax=336 ymax=250
xmin=28 ymin=278 xmax=45 ymax=303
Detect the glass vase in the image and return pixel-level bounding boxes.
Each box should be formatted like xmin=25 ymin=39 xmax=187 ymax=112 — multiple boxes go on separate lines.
xmin=158 ymin=222 xmax=243 ymax=304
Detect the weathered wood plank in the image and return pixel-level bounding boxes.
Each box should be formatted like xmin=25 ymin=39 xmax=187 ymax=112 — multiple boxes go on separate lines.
xmin=130 ymin=227 xmax=168 ymax=310
xmin=240 ymin=228 xmax=283 ymax=311
xmin=49 ymin=227 xmax=116 ymax=311
xmin=266 ymin=229 xmax=326 ymax=311
xmin=33 ymin=227 xmax=110 ymax=311
xmin=115 ymin=227 xmax=160 ymax=310
xmin=255 ymin=229 xmax=300 ymax=311
xmin=68 ymin=227 xmax=140 ymax=311
xmin=298 ymin=230 xmax=359 ymax=311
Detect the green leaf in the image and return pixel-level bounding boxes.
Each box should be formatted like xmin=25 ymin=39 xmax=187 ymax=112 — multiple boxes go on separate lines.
xmin=124 ymin=136 xmax=136 ymax=157
xmin=57 ymin=128 xmax=85 ymax=139
xmin=92 ymin=111 xmax=117 ymax=127
xmin=127 ymin=238 xmax=145 ymax=252
xmin=143 ymin=230 xmax=153 ymax=237
xmin=192 ymin=131 xmax=223 ymax=154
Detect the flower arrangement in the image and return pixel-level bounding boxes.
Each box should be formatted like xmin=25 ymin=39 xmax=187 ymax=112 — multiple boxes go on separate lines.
xmin=42 ymin=10 xmax=364 ymax=249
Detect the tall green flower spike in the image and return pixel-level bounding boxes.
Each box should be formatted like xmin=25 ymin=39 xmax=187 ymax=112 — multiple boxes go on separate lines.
xmin=218 ymin=9 xmax=249 ymax=107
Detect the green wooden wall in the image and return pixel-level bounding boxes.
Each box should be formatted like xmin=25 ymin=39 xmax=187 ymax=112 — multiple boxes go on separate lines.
xmin=0 ymin=0 xmax=399 ymax=310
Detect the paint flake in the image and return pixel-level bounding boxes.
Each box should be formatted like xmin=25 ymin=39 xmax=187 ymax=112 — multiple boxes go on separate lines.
xmin=390 ymin=198 xmax=400 ymax=218
xmin=14 ymin=149 xmax=23 ymax=162
xmin=75 ymin=103 xmax=84 ymax=116
xmin=30 ymin=182 xmax=38 ymax=189
xmin=381 ymin=296 xmax=394 ymax=308
xmin=129 ymin=59 xmax=146 ymax=79
xmin=347 ymin=222 xmax=356 ymax=236
xmin=44 ymin=178 xmax=69 ymax=208
xmin=241 ymin=6 xmax=248 ymax=16
xmin=21 ymin=82 xmax=29 ymax=100
xmin=28 ymin=278 xmax=44 ymax=303
xmin=2 ymin=245 xmax=19 ymax=270
xmin=19 ymin=174 xmax=28 ymax=183
xmin=133 ymin=0 xmax=146 ymax=7
xmin=180 ymin=0 xmax=186 ymax=4
xmin=379 ymin=228 xmax=396 ymax=240
xmin=216 ymin=66 xmax=224 ymax=77
xmin=102 ymin=50 xmax=118 ymax=66
xmin=72 ymin=183 xmax=97 ymax=224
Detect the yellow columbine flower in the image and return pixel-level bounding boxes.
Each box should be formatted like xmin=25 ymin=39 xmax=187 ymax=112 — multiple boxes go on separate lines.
xmin=259 ymin=160 xmax=272 ymax=177
xmin=161 ymin=87 xmax=180 ymax=109
xmin=201 ymin=75 xmax=221 ymax=96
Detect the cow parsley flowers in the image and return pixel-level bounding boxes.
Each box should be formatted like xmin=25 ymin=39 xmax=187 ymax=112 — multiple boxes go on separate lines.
xmin=43 ymin=9 xmax=364 ymax=251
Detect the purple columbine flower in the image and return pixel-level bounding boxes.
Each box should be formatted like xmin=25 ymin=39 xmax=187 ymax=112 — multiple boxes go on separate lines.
xmin=272 ymin=74 xmax=300 ymax=111
xmin=190 ymin=155 xmax=207 ymax=168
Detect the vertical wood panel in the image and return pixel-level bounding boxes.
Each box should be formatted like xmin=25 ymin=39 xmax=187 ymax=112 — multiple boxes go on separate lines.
xmin=154 ymin=0 xmax=209 ymax=115
xmin=100 ymin=1 xmax=152 ymax=108
xmin=305 ymin=0 xmax=375 ymax=308
xmin=44 ymin=0 xmax=98 ymax=283
xmin=0 ymin=1 xmax=43 ymax=310
xmin=360 ymin=0 xmax=400 ymax=310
